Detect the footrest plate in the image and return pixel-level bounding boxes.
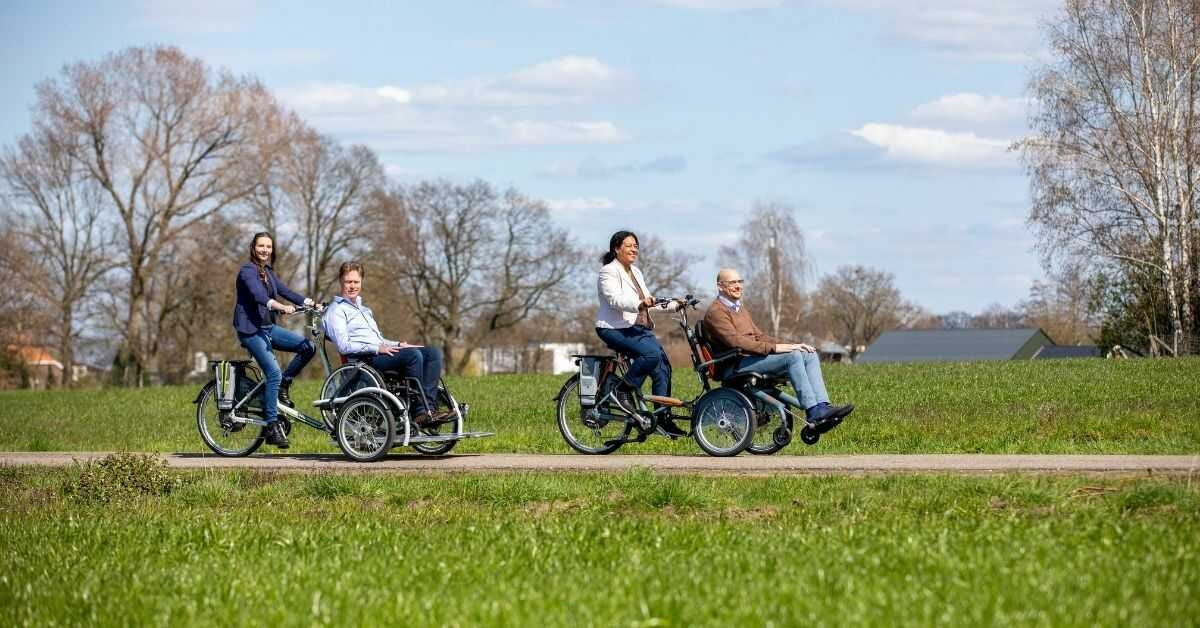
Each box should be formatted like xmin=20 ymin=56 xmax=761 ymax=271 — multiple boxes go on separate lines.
xmin=402 ymin=431 xmax=495 ymax=444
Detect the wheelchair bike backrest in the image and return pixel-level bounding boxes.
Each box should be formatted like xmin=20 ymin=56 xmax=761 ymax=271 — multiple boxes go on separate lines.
xmin=690 ymin=321 xmax=729 ymax=382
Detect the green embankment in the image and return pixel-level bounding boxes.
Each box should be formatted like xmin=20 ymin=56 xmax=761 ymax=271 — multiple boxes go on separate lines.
xmin=1 ymin=358 xmax=1197 ymax=454
xmin=1 ymin=468 xmax=1196 ymax=626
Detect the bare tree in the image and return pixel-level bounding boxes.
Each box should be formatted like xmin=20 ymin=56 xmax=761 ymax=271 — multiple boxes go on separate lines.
xmin=31 ymin=45 xmax=281 ymax=384
xmin=718 ymin=202 xmax=810 ymax=337
xmin=813 ymin=265 xmax=909 ymax=359
xmin=1021 ymin=264 xmax=1100 ymax=345
xmin=247 ymin=117 xmax=385 ymax=298
xmin=636 ymin=234 xmax=704 ymax=297
xmin=1020 ymin=0 xmax=1200 ymax=354
xmin=371 ymin=180 xmax=582 ymax=373
xmin=0 ymin=129 xmax=115 ymax=386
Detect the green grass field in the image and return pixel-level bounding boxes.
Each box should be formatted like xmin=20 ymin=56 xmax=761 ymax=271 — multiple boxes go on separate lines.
xmin=1 ymin=358 xmax=1197 ymax=454
xmin=2 ymin=467 xmax=1197 ymax=626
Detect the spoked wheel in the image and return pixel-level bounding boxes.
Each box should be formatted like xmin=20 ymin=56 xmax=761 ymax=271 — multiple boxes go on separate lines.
xmin=691 ymin=388 xmax=755 ymax=457
xmin=195 ymin=381 xmax=265 ymax=457
xmin=319 ymin=364 xmax=385 ymax=428
xmin=556 ymin=374 xmax=632 ymax=455
xmin=335 ymin=397 xmax=395 ymax=462
xmin=412 ymin=385 xmax=460 ymax=456
xmin=747 ymin=396 xmax=789 ymax=455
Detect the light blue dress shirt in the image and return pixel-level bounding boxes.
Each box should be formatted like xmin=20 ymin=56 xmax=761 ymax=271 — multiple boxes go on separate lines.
xmin=323 ymin=295 xmax=392 ymax=356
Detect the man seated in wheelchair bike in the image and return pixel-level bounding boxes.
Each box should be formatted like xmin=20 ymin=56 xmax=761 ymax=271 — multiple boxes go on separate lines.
xmin=703 ymin=268 xmax=854 ymax=428
xmin=323 ymin=261 xmax=453 ymax=426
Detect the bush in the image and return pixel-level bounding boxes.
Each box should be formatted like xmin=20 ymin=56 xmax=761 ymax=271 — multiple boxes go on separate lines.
xmin=63 ymin=452 xmax=181 ymax=503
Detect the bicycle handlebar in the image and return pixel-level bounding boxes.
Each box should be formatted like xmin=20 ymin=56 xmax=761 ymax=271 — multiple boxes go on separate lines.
xmin=654 ymin=294 xmax=701 ymax=309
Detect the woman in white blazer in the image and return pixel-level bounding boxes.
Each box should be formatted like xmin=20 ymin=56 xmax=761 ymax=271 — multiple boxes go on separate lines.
xmin=595 ymin=231 xmax=682 ymax=433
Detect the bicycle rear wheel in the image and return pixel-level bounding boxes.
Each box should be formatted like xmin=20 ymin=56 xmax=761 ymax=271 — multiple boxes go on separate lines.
xmin=556 ymin=374 xmax=631 ymax=454
xmin=195 ymin=381 xmax=265 ymax=457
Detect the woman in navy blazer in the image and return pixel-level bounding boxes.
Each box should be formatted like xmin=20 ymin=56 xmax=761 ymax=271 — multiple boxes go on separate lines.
xmin=232 ymin=231 xmax=317 ymax=448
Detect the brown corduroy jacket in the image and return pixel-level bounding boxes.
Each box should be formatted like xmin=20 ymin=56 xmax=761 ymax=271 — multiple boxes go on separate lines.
xmin=702 ymin=298 xmax=779 ymax=356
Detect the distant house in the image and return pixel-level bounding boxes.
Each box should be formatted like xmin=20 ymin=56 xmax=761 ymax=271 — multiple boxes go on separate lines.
xmin=3 ymin=345 xmax=64 ymax=389
xmin=1032 ymin=345 xmax=1101 ymax=359
xmin=857 ymin=328 xmax=1056 ymax=364
xmin=473 ymin=342 xmax=587 ymax=375
xmin=818 ymin=341 xmax=850 ymax=363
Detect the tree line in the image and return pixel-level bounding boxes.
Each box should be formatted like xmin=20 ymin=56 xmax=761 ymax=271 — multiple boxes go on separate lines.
xmin=1019 ymin=0 xmax=1200 ymax=356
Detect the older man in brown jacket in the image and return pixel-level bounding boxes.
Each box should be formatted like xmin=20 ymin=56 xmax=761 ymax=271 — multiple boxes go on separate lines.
xmin=703 ymin=268 xmax=853 ymax=426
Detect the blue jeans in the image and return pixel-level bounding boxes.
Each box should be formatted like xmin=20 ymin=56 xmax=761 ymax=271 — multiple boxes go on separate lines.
xmin=595 ymin=326 xmax=672 ymax=397
xmin=238 ymin=325 xmax=316 ymax=424
xmin=366 ymin=346 xmax=443 ymax=415
xmin=733 ymin=350 xmax=829 ymax=409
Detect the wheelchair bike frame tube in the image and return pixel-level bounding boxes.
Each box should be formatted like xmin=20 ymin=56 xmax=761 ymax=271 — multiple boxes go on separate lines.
xmin=748 ymin=388 xmax=795 ymax=422
xmin=275 ymin=404 xmax=325 ymax=430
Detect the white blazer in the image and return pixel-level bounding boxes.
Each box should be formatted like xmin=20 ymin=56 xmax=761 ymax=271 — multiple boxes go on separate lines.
xmin=595 ymin=259 xmax=677 ymax=329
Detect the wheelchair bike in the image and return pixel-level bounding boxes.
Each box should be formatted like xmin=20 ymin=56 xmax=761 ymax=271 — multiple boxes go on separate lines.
xmin=194 ymin=305 xmax=492 ymax=462
xmin=554 ymin=296 xmax=845 ymax=457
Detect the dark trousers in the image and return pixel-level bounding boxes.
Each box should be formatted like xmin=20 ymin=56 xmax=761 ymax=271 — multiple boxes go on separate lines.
xmin=367 ymin=346 xmax=443 ymax=415
xmin=238 ymin=325 xmax=315 ymax=424
xmin=595 ymin=325 xmax=672 ymax=397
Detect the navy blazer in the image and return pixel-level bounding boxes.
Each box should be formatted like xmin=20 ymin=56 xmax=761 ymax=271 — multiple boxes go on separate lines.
xmin=232 ymin=262 xmax=307 ymax=335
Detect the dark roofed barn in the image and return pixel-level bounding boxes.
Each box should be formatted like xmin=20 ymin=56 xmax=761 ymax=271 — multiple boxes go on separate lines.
xmin=857 ymin=328 xmax=1055 ymax=364
xmin=1031 ymin=345 xmax=1100 ymax=359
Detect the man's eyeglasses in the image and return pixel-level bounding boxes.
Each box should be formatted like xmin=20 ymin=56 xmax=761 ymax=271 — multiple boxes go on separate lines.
xmin=720 ymin=279 xmax=746 ymax=286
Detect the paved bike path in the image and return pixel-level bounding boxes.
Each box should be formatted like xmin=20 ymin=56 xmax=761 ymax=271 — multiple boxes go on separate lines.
xmin=2 ymin=452 xmax=1197 ymax=475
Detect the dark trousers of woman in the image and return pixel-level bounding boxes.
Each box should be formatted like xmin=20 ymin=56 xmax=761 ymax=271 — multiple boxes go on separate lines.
xmin=595 ymin=325 xmax=672 ymax=397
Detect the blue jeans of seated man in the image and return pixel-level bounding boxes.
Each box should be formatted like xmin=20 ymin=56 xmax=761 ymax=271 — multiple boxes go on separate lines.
xmin=366 ymin=346 xmax=443 ymax=415
xmin=238 ymin=324 xmax=316 ymax=424
xmin=732 ymin=350 xmax=829 ymax=409
xmin=595 ymin=325 xmax=672 ymax=397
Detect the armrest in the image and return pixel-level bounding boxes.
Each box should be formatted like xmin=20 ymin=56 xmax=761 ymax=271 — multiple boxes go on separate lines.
xmin=696 ymin=349 xmax=741 ymax=370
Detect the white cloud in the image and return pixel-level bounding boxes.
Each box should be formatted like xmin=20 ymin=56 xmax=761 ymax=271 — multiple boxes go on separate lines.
xmin=274 ymin=55 xmax=635 ymax=152
xmin=547 ymin=197 xmax=618 ymax=212
xmin=540 ymin=155 xmax=686 ymax=178
xmin=910 ymin=93 xmax=1028 ymax=125
xmin=824 ymin=0 xmax=1059 ymax=60
xmin=654 ymin=0 xmax=784 ymax=10
xmin=850 ymin=123 xmax=1014 ymax=168
xmin=491 ymin=118 xmax=629 ymax=145
xmin=509 ymin=56 xmax=619 ymax=91
xmin=137 ymin=0 xmax=258 ymax=34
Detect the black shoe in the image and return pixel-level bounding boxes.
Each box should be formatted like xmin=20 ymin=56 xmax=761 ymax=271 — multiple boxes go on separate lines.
xmin=278 ymin=382 xmax=295 ymax=408
xmin=805 ymin=403 xmax=839 ymax=427
xmin=831 ymin=404 xmax=855 ymax=420
xmin=263 ymin=422 xmax=290 ymax=449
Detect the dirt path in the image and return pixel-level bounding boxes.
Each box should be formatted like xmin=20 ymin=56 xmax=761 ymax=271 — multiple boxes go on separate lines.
xmin=2 ymin=452 xmax=1198 ymax=475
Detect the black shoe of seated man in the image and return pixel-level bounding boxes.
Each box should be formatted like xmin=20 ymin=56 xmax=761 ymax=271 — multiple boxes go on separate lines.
xmin=278 ymin=381 xmax=295 ymax=408
xmin=805 ymin=403 xmax=839 ymax=427
xmin=831 ymin=404 xmax=855 ymax=420
xmin=264 ymin=422 xmax=290 ymax=448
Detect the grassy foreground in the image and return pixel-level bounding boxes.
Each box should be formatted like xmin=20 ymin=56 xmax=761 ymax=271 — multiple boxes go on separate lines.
xmin=2 ymin=466 xmax=1197 ymax=626
xmin=1 ymin=357 xmax=1198 ymax=454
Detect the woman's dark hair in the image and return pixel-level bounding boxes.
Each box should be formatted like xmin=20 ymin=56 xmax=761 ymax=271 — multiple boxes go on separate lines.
xmin=248 ymin=231 xmax=276 ymax=290
xmin=601 ymin=230 xmax=639 ymax=266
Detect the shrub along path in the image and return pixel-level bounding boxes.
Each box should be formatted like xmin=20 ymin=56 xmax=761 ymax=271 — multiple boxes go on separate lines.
xmin=2 ymin=451 xmax=1197 ymax=474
